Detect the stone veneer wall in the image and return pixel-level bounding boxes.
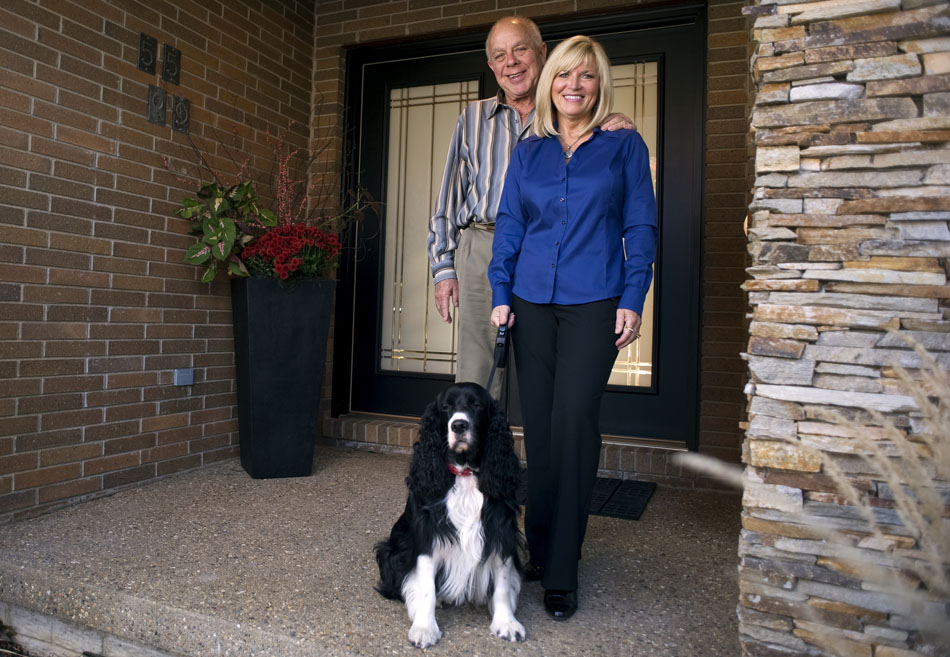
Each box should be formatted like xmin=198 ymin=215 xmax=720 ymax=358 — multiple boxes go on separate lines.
xmin=739 ymin=1 xmax=949 ymax=656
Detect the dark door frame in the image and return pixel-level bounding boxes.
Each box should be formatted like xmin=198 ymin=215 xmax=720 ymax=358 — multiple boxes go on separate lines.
xmin=335 ymin=4 xmax=705 ymax=450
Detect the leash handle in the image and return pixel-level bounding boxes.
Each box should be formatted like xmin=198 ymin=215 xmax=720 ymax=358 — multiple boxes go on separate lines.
xmin=485 ymin=325 xmax=509 ymax=392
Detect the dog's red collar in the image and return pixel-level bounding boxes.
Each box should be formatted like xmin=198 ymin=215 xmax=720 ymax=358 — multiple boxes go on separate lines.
xmin=448 ymin=463 xmax=475 ymax=477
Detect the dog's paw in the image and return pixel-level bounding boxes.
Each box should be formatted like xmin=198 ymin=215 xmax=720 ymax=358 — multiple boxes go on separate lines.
xmin=408 ymin=624 xmax=442 ymax=648
xmin=490 ymin=618 xmax=526 ymax=642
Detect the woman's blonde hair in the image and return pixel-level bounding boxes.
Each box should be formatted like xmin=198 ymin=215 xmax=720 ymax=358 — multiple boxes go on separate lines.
xmin=533 ymin=35 xmax=613 ymax=138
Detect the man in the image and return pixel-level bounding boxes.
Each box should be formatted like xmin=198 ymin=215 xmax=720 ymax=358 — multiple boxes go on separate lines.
xmin=426 ymin=16 xmax=633 ymax=399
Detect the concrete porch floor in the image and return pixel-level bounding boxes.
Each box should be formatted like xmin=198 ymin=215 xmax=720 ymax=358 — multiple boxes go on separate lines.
xmin=0 ymin=445 xmax=741 ymax=657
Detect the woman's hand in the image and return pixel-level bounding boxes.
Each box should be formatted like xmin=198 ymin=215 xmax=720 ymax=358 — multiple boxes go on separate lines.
xmin=614 ymin=309 xmax=642 ymax=350
xmin=491 ymin=305 xmax=515 ymax=329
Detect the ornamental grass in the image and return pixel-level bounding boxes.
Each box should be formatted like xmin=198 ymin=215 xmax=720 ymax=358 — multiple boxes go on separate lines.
xmin=675 ymin=332 xmax=950 ymax=654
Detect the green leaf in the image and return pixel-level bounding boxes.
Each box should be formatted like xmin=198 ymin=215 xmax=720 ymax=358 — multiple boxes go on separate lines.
xmin=203 ymin=216 xmax=222 ymax=239
xmin=217 ymin=237 xmax=234 ymax=260
xmin=228 ymin=258 xmax=249 ymax=277
xmin=197 ymin=183 xmax=218 ymax=199
xmin=200 ymin=263 xmax=217 ymax=283
xmin=222 ymin=216 xmax=237 ymax=242
xmin=232 ymin=182 xmax=250 ymax=202
xmin=185 ymin=242 xmax=212 ymax=265
xmin=202 ymin=224 xmax=215 ymax=241
xmin=177 ymin=201 xmax=203 ymax=219
xmin=258 ymin=208 xmax=278 ymax=226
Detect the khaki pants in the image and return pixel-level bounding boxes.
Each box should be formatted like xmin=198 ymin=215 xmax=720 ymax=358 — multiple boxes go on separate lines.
xmin=455 ymin=227 xmax=505 ymax=399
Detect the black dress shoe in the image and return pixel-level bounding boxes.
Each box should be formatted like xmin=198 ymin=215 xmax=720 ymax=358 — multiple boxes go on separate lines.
xmin=523 ymin=562 xmax=544 ymax=582
xmin=543 ymin=589 xmax=577 ymax=620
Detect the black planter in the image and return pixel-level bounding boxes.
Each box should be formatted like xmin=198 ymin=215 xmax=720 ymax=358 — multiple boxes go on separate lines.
xmin=231 ymin=276 xmax=335 ymax=478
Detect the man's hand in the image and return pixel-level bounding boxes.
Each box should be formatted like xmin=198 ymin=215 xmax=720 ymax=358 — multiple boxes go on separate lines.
xmin=600 ymin=112 xmax=637 ymax=132
xmin=615 ymin=309 xmax=642 ymax=350
xmin=434 ymin=279 xmax=459 ymax=323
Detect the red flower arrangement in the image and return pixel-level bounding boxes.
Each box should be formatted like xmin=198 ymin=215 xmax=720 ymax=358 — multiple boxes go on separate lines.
xmin=168 ymin=122 xmax=374 ymax=285
xmin=240 ymin=223 xmax=342 ymax=281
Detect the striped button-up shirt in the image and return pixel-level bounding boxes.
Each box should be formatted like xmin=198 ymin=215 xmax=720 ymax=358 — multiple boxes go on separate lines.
xmin=427 ymin=91 xmax=533 ymax=284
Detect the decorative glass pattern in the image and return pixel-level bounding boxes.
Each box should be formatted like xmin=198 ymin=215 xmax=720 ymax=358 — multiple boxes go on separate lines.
xmin=380 ymin=82 xmax=479 ymax=373
xmin=608 ymin=61 xmax=658 ymax=388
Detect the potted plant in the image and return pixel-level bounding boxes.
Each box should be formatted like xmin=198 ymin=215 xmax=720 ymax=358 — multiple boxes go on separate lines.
xmin=171 ymin=133 xmax=370 ymax=479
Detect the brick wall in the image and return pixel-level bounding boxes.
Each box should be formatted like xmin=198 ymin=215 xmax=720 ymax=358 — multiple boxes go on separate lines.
xmin=704 ymin=0 xmax=756 ymax=463
xmin=0 ymin=0 xmax=314 ymax=522
xmin=314 ymin=0 xmax=754 ymax=471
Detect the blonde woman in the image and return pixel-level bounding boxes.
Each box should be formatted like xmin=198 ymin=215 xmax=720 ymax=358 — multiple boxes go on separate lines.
xmin=488 ymin=35 xmax=657 ymax=620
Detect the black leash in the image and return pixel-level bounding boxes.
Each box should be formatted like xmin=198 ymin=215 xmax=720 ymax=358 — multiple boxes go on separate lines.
xmin=485 ymin=325 xmax=510 ymax=394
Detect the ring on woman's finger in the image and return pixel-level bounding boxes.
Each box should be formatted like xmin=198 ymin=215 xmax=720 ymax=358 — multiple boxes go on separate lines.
xmin=623 ymin=326 xmax=635 ymax=332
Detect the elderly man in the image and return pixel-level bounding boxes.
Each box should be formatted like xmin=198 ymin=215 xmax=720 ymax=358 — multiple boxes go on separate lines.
xmin=426 ymin=16 xmax=632 ymax=401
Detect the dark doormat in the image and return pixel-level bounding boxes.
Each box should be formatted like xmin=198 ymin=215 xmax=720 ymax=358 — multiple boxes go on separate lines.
xmin=594 ymin=478 xmax=657 ymax=520
xmin=517 ymin=471 xmax=656 ymax=521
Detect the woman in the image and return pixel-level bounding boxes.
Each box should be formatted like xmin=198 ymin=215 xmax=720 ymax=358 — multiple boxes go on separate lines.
xmin=488 ymin=35 xmax=657 ymax=620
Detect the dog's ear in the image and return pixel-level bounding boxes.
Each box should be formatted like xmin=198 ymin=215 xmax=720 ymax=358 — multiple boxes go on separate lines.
xmin=408 ymin=394 xmax=452 ymax=502
xmin=419 ymin=393 xmax=442 ymax=438
xmin=478 ymin=398 xmax=521 ymax=500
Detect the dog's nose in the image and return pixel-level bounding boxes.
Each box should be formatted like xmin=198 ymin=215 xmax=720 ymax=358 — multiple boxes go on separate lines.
xmin=451 ymin=419 xmax=469 ymax=434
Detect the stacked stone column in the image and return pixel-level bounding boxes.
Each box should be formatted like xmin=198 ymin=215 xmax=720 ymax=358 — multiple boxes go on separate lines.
xmin=739 ymin=1 xmax=949 ymax=656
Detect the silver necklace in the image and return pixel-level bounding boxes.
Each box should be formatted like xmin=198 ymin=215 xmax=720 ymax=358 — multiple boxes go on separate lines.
xmin=561 ymin=132 xmax=587 ymax=159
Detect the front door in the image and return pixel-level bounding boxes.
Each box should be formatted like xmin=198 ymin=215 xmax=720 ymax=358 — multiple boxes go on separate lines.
xmin=336 ymin=7 xmax=704 ymax=448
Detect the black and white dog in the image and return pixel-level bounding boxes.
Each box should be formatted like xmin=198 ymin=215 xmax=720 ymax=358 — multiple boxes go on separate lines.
xmin=374 ymin=382 xmax=526 ymax=648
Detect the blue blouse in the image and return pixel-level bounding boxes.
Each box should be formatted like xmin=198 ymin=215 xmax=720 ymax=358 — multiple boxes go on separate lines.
xmin=488 ymin=128 xmax=657 ymax=314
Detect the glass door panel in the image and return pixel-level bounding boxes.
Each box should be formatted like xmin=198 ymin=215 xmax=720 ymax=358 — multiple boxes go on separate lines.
xmin=609 ymin=62 xmax=657 ymax=388
xmin=379 ymin=82 xmax=478 ymax=374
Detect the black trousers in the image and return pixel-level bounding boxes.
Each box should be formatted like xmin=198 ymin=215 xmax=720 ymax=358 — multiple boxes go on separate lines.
xmin=511 ymin=295 xmax=620 ymax=591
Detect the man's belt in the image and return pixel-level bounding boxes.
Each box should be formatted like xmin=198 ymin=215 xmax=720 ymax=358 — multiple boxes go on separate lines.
xmin=468 ymin=223 xmax=495 ymax=232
